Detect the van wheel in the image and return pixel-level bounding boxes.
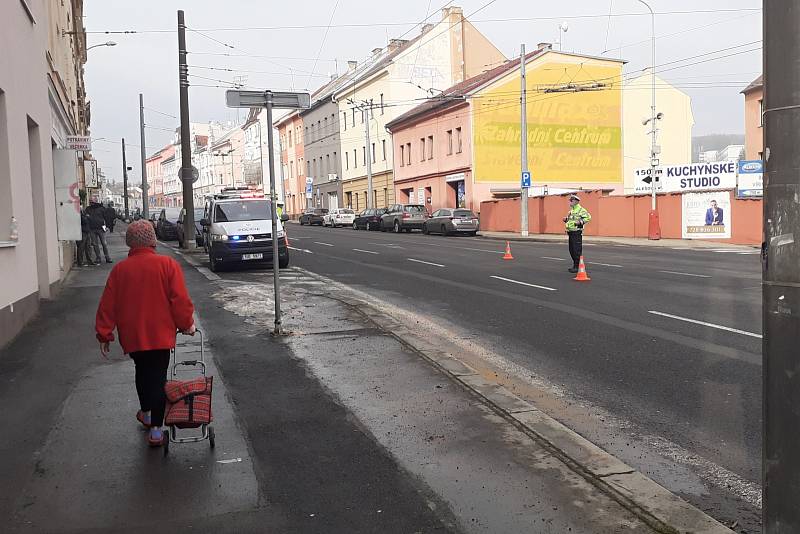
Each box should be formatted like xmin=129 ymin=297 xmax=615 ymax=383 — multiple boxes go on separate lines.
xmin=393 ymin=220 xmax=400 ymax=233
xmin=422 ymin=224 xmax=429 ymax=235
xmin=353 ymin=222 xmax=358 ymax=230
xmin=209 ymin=254 xmax=219 ymax=272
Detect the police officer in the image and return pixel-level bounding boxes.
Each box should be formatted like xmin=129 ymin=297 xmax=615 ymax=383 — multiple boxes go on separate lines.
xmin=563 ymin=194 xmax=591 ymax=273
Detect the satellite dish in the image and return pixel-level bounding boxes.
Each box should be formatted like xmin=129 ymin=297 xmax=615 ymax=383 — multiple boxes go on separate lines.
xmin=560 ymin=22 xmax=569 ymax=32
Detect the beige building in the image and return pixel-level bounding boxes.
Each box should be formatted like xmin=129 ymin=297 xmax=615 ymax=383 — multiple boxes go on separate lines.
xmin=741 ymin=75 xmax=764 ymax=160
xmin=622 ymin=74 xmax=694 ymax=194
xmin=1 ymin=0 xmax=89 ymax=348
xmin=334 ymin=6 xmax=506 ymax=211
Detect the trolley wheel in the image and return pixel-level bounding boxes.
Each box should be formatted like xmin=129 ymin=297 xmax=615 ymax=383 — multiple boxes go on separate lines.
xmin=163 ymin=429 xmax=170 ymax=457
xmin=209 ymin=426 xmax=216 ymax=449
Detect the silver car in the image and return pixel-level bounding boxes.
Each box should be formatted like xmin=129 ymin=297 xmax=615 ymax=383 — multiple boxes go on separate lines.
xmin=380 ymin=204 xmax=429 ymax=233
xmin=423 ymin=208 xmax=479 ymax=236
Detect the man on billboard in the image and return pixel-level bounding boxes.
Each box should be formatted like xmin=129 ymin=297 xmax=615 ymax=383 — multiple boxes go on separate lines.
xmin=705 ymin=199 xmax=724 ymax=226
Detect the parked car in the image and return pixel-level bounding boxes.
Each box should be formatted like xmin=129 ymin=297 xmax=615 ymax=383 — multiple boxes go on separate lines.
xmin=299 ymin=208 xmax=328 ymax=226
xmin=423 ymin=208 xmax=480 ymax=236
xmin=323 ymin=208 xmax=356 ymax=228
xmin=148 ymin=211 xmax=159 ymax=230
xmin=352 ymin=208 xmax=387 ymax=230
xmin=156 ymin=207 xmax=181 ymax=240
xmin=177 ymin=208 xmax=205 ymax=247
xmin=380 ymin=204 xmax=429 ymax=233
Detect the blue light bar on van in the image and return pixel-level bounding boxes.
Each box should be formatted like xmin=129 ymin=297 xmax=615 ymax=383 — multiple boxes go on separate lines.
xmin=231 ymin=235 xmax=241 ymax=240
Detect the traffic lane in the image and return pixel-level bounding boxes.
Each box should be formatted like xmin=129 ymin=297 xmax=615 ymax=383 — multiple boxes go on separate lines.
xmin=289 ymin=224 xmax=761 ymax=284
xmin=290 ymin=247 xmax=761 ymax=482
xmin=289 ymin=225 xmax=762 ymax=343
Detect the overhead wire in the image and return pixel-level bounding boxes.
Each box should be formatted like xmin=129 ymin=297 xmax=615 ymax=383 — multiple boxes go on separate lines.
xmin=305 ymin=0 xmax=341 ymax=90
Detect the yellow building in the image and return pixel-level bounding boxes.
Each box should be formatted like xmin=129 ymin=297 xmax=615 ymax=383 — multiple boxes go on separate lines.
xmin=622 ymin=74 xmax=694 ymax=194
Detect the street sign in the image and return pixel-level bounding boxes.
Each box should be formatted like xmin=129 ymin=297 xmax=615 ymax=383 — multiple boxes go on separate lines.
xmin=306 ymin=177 xmax=313 ymax=185
xmin=737 ymin=159 xmax=764 ymax=198
xmin=305 ymin=183 xmax=313 ymax=194
xmin=66 ymin=135 xmax=91 ymax=151
xmin=180 ymin=165 xmax=199 ymax=183
xmin=521 ymin=171 xmax=531 ymax=188
xmin=83 ymin=159 xmax=98 ymax=188
xmin=226 ymin=90 xmax=311 ymax=110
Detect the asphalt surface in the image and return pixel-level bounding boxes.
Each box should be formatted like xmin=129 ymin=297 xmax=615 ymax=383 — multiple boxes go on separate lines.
xmin=282 ymin=222 xmax=762 ymax=531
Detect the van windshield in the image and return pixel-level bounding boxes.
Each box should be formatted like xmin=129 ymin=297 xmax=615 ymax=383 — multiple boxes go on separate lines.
xmin=214 ymin=200 xmax=272 ymax=222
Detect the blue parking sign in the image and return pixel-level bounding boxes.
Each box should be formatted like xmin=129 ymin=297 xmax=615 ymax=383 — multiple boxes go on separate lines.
xmin=521 ymin=171 xmax=531 ymax=188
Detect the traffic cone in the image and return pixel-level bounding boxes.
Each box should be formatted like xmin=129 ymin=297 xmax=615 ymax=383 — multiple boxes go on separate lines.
xmin=573 ymin=256 xmax=590 ymax=281
xmin=503 ymin=241 xmax=514 ymax=260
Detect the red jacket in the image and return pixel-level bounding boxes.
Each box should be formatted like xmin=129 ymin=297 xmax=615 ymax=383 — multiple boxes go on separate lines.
xmin=96 ymin=248 xmax=194 ymax=353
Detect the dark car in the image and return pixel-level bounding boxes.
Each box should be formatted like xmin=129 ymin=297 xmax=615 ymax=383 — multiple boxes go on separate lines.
xmin=352 ymin=208 xmax=387 ymax=230
xmin=177 ymin=208 xmax=205 ymax=247
xmin=148 ymin=211 xmax=159 ymax=230
xmin=299 ymin=208 xmax=328 ymax=226
xmin=380 ymin=204 xmax=429 ymax=233
xmin=156 ymin=207 xmax=181 ymax=240
xmin=423 ymin=208 xmax=480 ymax=236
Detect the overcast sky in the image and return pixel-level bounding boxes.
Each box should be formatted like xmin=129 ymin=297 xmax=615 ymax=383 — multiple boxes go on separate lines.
xmin=84 ymin=0 xmax=762 ymax=184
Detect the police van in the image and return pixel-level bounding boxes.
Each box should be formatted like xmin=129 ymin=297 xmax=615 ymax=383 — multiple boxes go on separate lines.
xmin=201 ymin=187 xmax=290 ymax=272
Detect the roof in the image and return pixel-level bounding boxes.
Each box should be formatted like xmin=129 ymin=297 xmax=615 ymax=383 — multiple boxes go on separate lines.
xmin=741 ymin=75 xmax=763 ymax=94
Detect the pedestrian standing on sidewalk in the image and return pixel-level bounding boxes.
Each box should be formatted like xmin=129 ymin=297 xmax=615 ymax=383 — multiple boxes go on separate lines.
xmin=563 ymin=194 xmax=591 ymax=273
xmin=86 ymin=196 xmax=112 ymax=263
xmin=95 ymin=219 xmax=196 ymax=447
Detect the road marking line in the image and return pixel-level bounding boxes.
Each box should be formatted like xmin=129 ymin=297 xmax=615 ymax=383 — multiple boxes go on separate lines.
xmin=313 ymin=241 xmax=334 ymax=247
xmin=588 ymin=261 xmax=623 ymax=268
xmin=217 ymin=458 xmax=242 ymax=464
xmin=461 ymin=247 xmax=504 ymax=254
xmin=490 ymin=275 xmax=557 ymax=292
xmin=196 ymin=267 xmax=221 ymax=281
xmin=288 ymin=246 xmax=313 ymax=254
xmin=648 ymin=311 xmax=762 ymax=339
xmin=353 ymin=248 xmax=379 ymax=255
xmin=658 ymin=270 xmax=711 ymax=278
xmin=541 ymin=256 xmax=567 ymax=261
xmin=407 ymin=258 xmax=445 ymax=268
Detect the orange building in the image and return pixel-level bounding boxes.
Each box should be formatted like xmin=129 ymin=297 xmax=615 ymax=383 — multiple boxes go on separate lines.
xmin=741 ymin=75 xmax=764 ymax=160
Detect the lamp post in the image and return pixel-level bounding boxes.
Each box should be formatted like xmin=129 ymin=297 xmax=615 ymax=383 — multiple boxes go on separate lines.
xmin=637 ymin=0 xmax=661 ymax=240
xmin=86 ymin=41 xmax=117 ymax=51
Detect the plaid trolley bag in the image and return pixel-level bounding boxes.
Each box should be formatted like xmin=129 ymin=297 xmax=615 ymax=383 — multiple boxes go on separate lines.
xmin=163 ymin=330 xmax=215 ymax=456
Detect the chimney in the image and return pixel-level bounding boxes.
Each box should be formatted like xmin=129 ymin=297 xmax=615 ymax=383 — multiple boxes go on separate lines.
xmin=388 ymin=38 xmax=408 ymax=52
xmin=442 ymin=6 xmax=463 ymax=19
xmin=537 ymin=42 xmax=553 ymax=51
xmin=347 ymin=60 xmax=358 ymax=71
xmin=421 ymin=23 xmax=434 ymax=34
xmin=372 ymin=47 xmax=382 ymax=57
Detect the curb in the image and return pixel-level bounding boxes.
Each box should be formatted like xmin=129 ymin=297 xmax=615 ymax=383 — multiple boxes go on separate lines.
xmin=479 ymin=233 xmax=759 ymax=250
xmin=295 ymin=267 xmax=734 ymax=534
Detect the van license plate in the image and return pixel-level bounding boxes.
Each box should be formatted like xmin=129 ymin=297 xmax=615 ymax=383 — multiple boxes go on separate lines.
xmin=242 ymin=253 xmax=263 ymax=260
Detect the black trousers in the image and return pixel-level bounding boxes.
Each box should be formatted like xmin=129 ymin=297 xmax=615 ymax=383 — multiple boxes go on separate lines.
xmin=130 ymin=350 xmax=171 ymax=427
xmin=568 ymin=230 xmax=583 ymax=267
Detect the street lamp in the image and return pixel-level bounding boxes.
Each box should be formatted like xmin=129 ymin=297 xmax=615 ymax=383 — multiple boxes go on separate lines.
xmin=637 ymin=0 xmax=661 ymax=239
xmin=87 ymin=41 xmax=117 ymax=51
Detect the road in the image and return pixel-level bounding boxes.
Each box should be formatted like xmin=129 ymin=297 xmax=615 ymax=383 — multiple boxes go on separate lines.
xmin=281 ymin=223 xmax=762 ymax=529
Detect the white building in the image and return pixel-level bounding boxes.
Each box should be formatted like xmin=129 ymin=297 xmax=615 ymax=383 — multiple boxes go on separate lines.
xmin=1 ymin=0 xmax=89 ymax=348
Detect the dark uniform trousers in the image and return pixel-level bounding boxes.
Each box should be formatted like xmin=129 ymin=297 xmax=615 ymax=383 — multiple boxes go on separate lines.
xmin=568 ymin=230 xmax=583 ymax=267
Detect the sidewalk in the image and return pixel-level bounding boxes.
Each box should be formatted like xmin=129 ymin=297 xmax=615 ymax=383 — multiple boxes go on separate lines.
xmin=479 ymin=231 xmax=760 ymax=250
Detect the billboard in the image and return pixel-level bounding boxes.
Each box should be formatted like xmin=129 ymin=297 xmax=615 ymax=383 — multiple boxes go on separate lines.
xmin=682 ymin=192 xmax=731 ymax=239
xmin=633 ymin=162 xmax=737 ymax=194
xmin=737 ymin=159 xmax=763 ymax=198
xmin=473 ymin=60 xmax=623 ymax=184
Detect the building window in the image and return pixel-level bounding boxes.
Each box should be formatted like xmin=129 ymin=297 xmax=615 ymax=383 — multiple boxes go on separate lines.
xmin=380 ymin=93 xmax=384 ymax=115
xmin=326 ymin=154 xmax=330 ymax=175
xmin=406 ymin=142 xmax=412 ymax=165
xmin=456 ymin=127 xmax=462 ymax=153
xmin=352 ymin=109 xmax=356 ymax=127
xmin=345 ymin=151 xmax=349 ymax=170
xmin=420 ymin=138 xmax=425 ymax=162
xmin=759 ymin=99 xmax=764 ymax=127
xmin=307 ymin=160 xmax=312 ymax=176
xmin=323 ymin=117 xmax=328 ymax=134
xmin=354 ymin=148 xmax=358 ymax=168
xmin=289 ymin=161 xmax=294 ymax=179
xmin=371 ymin=143 xmax=376 ymax=163
xmin=428 ymin=135 xmax=434 ymax=160
xmin=361 ymin=109 xmax=365 ymax=123
xmin=0 ymin=90 xmax=10 ymax=231
xmin=447 ymin=129 xmax=453 ymax=155
xmin=343 ymin=112 xmax=347 ymax=131
xmin=331 ymin=114 xmax=336 ymax=131
xmin=362 ymin=146 xmax=367 ymax=165
xmin=382 ymin=139 xmax=386 ymax=161
xmin=333 ymin=152 xmax=337 ymax=171
xmin=288 ymin=129 xmax=293 ymax=147
xmin=399 ymin=144 xmax=405 ymax=167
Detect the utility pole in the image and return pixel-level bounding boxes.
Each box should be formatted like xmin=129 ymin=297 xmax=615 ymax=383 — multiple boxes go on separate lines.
xmin=363 ymin=100 xmax=374 ymax=209
xmin=638 ymin=0 xmax=660 ymax=240
xmin=763 ymin=2 xmax=800 ymax=530
xmin=520 ymin=44 xmax=529 ymax=237
xmin=177 ymin=9 xmax=195 ymax=248
xmin=121 ymin=138 xmax=129 ymax=220
xmin=139 ymin=93 xmax=149 ymax=218
xmin=264 ymin=92 xmax=282 ymax=335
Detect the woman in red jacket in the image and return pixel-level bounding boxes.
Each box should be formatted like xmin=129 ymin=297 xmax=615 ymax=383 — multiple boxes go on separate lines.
xmin=96 ymin=219 xmax=196 ymax=446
